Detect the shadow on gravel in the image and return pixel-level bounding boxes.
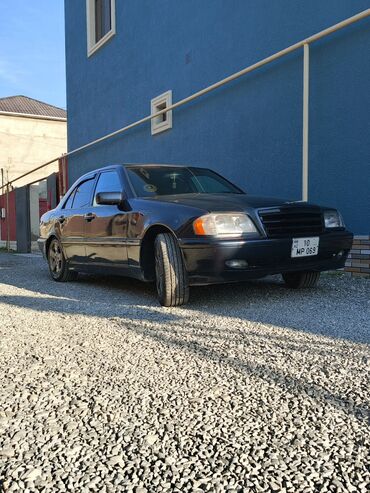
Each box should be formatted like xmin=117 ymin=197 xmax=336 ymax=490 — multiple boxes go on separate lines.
xmin=1 ymin=254 xmax=369 ymax=424
xmin=189 ymin=277 xmax=370 ymax=345
xmin=117 ymin=318 xmax=370 ymax=424
xmin=0 ymin=253 xmax=369 ymax=345
xmin=1 ymin=291 xmax=369 ymax=425
xmin=0 ymin=265 xmax=157 ymax=306
xmin=0 ymin=294 xmax=180 ymax=323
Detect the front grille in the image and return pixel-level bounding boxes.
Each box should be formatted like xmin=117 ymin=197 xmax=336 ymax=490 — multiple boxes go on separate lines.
xmin=259 ymin=208 xmax=324 ymax=238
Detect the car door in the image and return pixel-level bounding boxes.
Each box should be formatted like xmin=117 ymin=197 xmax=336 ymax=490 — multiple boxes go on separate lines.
xmin=57 ymin=176 xmax=96 ymax=264
xmin=84 ymin=170 xmax=128 ymax=266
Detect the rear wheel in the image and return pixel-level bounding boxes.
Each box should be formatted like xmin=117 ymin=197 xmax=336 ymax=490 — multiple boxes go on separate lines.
xmin=48 ymin=238 xmax=78 ymax=282
xmin=154 ymin=233 xmax=189 ymax=307
xmin=282 ymin=271 xmax=320 ymax=289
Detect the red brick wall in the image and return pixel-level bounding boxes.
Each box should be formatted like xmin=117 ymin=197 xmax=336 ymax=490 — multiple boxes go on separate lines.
xmin=345 ymin=236 xmax=370 ymax=278
xmin=0 ymin=190 xmax=16 ymax=242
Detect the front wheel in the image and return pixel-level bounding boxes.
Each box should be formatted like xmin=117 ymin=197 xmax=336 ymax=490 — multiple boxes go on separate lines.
xmin=48 ymin=238 xmax=78 ymax=282
xmin=282 ymin=271 xmax=320 ymax=289
xmin=154 ymin=233 xmax=189 ymax=307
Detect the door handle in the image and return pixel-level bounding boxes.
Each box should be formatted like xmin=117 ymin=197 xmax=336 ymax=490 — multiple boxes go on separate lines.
xmin=84 ymin=213 xmax=96 ymax=222
xmin=58 ymin=215 xmax=66 ymax=223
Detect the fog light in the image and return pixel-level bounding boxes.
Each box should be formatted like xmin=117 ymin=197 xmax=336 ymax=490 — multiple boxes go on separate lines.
xmin=225 ymin=259 xmax=248 ymax=269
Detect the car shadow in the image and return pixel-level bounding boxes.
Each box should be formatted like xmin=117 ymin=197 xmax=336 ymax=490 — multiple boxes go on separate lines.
xmin=115 ymin=315 xmax=369 ymax=423
xmin=1 ymin=293 xmax=368 ymax=425
xmin=0 ymin=253 xmax=369 ymax=344
xmin=188 ymin=275 xmax=370 ymax=345
xmin=1 ymin=254 xmax=369 ymax=424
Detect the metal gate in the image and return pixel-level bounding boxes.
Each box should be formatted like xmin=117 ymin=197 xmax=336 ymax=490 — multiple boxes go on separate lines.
xmin=15 ymin=186 xmax=31 ymax=253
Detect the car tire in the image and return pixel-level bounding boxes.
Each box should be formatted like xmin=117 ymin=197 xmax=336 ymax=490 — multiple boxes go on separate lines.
xmin=282 ymin=271 xmax=320 ymax=289
xmin=48 ymin=238 xmax=78 ymax=282
xmin=154 ymin=233 xmax=189 ymax=307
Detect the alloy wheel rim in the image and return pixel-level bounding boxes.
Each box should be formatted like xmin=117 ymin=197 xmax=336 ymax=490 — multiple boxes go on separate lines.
xmin=49 ymin=241 xmax=63 ymax=275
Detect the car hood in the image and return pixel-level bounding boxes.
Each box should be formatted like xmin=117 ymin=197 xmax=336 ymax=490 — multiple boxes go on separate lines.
xmin=143 ymin=193 xmax=320 ymax=212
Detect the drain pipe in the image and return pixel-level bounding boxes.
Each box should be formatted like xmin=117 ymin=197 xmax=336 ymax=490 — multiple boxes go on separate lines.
xmin=302 ymin=43 xmax=310 ymax=201
xmin=6 ymin=181 xmax=10 ymax=253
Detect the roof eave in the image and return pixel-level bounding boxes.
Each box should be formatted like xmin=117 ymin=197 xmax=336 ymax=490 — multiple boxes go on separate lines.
xmin=0 ymin=110 xmax=67 ymax=122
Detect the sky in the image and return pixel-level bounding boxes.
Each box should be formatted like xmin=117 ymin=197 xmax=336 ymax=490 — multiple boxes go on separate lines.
xmin=0 ymin=0 xmax=66 ymax=109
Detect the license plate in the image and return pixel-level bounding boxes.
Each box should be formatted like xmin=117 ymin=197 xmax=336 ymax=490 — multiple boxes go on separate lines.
xmin=291 ymin=237 xmax=319 ymax=258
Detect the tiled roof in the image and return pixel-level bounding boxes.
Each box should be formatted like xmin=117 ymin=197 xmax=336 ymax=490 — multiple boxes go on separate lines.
xmin=0 ymin=95 xmax=66 ymax=119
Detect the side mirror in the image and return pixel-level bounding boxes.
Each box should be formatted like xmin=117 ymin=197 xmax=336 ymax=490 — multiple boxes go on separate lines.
xmin=95 ymin=191 xmax=126 ymax=206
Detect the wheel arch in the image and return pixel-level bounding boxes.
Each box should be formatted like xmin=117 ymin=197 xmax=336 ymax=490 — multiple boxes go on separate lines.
xmin=140 ymin=224 xmax=178 ymax=281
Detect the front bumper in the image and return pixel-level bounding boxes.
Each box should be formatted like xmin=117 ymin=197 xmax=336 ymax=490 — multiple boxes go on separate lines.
xmin=179 ymin=230 xmax=353 ymax=285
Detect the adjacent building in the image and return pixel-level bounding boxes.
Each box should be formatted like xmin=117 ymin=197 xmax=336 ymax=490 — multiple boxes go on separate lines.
xmin=0 ymin=96 xmax=67 ymax=249
xmin=0 ymin=95 xmax=67 ymax=187
xmin=64 ymin=1 xmax=370 ymax=274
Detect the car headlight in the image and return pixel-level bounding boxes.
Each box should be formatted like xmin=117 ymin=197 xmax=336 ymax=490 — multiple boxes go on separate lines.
xmin=324 ymin=210 xmax=344 ymax=228
xmin=193 ymin=213 xmax=258 ymax=237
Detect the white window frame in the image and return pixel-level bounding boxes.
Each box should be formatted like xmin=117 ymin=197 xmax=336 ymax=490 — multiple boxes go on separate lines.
xmin=86 ymin=0 xmax=116 ymax=57
xmin=151 ymin=91 xmax=173 ymax=135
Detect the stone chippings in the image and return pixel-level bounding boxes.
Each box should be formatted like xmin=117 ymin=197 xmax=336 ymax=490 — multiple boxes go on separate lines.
xmin=0 ymin=254 xmax=369 ymax=492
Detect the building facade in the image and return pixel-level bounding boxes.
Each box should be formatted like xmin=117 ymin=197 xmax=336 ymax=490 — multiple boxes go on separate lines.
xmin=64 ymin=1 xmax=370 ymax=274
xmin=0 ymin=96 xmax=67 ymax=187
xmin=0 ymin=96 xmax=67 ymax=249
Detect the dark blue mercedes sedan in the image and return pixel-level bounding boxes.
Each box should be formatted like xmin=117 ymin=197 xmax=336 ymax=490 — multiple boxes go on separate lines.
xmin=38 ymin=164 xmax=353 ymax=306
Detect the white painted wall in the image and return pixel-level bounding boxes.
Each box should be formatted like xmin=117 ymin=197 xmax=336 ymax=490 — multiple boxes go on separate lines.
xmin=0 ymin=114 xmax=67 ymax=188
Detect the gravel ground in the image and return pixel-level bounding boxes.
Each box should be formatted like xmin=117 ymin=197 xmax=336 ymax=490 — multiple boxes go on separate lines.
xmin=0 ymin=252 xmax=369 ymax=493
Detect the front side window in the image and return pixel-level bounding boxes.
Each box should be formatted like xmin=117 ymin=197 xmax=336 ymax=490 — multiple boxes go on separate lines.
xmin=71 ymin=178 xmax=95 ymax=209
xmin=126 ymin=167 xmax=243 ymax=197
xmin=94 ymin=171 xmax=122 ymax=205
xmin=87 ymin=0 xmax=116 ymax=56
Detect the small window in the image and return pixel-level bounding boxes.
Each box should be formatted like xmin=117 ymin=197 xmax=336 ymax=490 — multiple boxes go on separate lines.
xmin=95 ymin=0 xmax=112 ymax=42
xmin=151 ymin=91 xmax=172 ymax=135
xmin=86 ymin=0 xmax=116 ymax=56
xmin=72 ymin=178 xmax=95 ymax=209
xmin=94 ymin=171 xmax=122 ymax=205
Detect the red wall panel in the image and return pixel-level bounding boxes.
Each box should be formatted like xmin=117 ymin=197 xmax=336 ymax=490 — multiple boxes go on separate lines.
xmin=0 ymin=190 xmax=16 ymax=242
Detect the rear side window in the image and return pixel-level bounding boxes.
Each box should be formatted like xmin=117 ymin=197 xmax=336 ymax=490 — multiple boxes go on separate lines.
xmin=71 ymin=178 xmax=95 ymax=209
xmin=94 ymin=171 xmax=122 ymax=205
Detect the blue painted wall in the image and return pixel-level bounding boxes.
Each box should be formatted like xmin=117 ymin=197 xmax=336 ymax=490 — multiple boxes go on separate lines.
xmin=65 ymin=0 xmax=370 ymax=233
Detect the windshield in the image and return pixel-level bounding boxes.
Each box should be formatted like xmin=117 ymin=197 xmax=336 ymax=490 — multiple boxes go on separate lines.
xmin=126 ymin=166 xmax=243 ymax=197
